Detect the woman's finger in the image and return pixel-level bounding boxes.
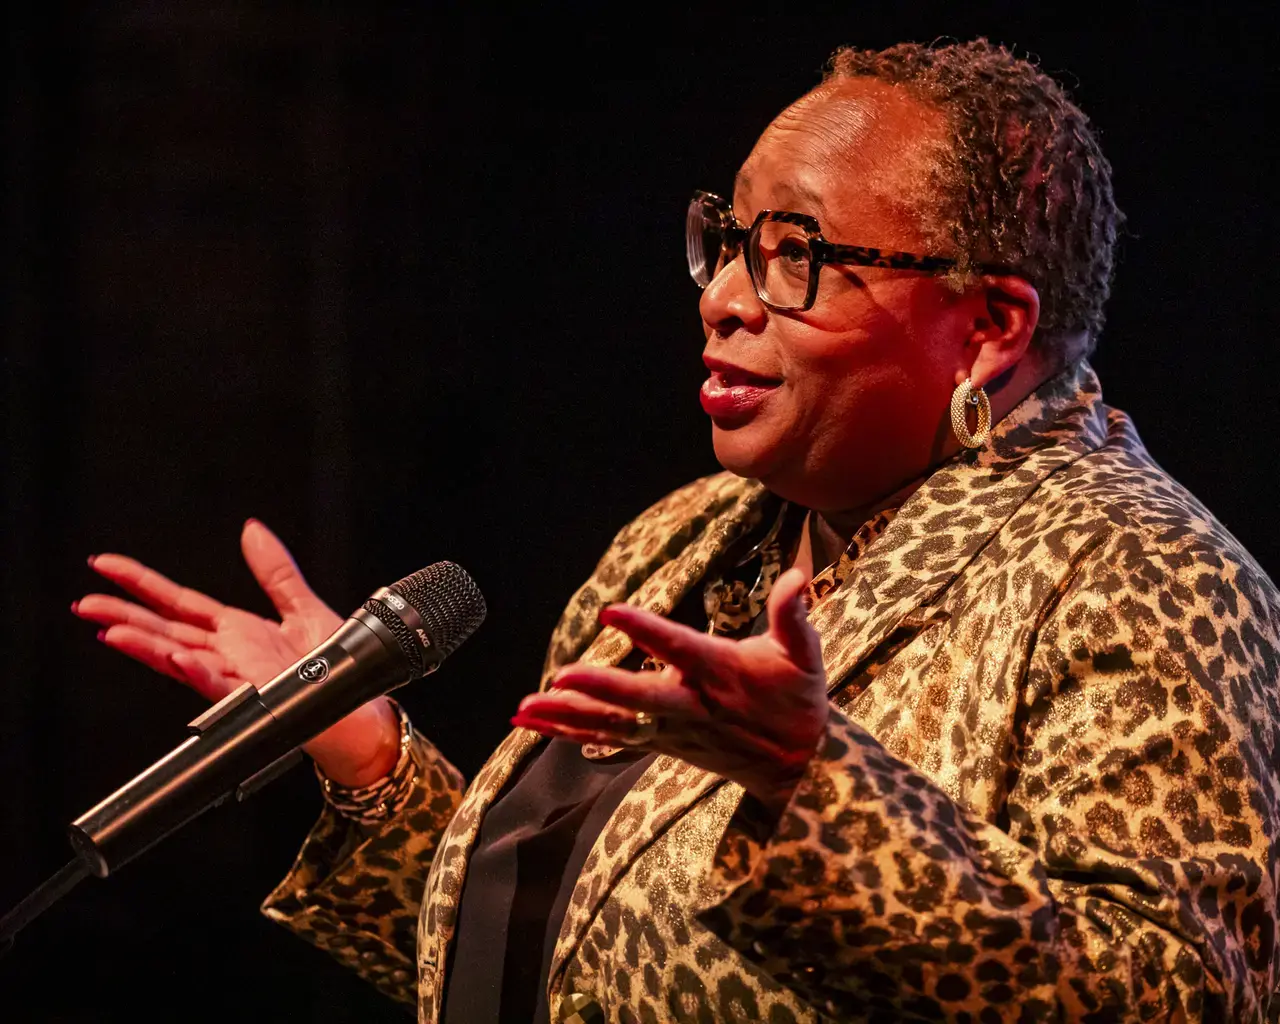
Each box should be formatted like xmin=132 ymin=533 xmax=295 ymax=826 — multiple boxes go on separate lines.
xmin=73 ymin=594 xmax=214 ymax=648
xmin=169 ymin=650 xmax=240 ymax=703
xmin=764 ymin=568 xmax=825 ymax=675
xmin=550 ymin=664 xmax=701 ymax=716
xmin=598 ymin=603 xmax=733 ymax=674
xmin=517 ymin=687 xmax=638 ymax=727
xmin=516 ymin=688 xmax=645 ymax=733
xmin=88 ymin=554 xmax=223 ymax=630
xmin=240 ymin=520 xmax=332 ymax=623
xmin=510 ymin=714 xmax=621 ymax=748
xmin=100 ymin=624 xmax=233 ymax=685
xmin=99 ymin=624 xmax=191 ymax=682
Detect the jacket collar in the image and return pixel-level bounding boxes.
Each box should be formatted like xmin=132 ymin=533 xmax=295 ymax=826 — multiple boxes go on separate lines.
xmin=808 ymin=359 xmax=1109 ymax=687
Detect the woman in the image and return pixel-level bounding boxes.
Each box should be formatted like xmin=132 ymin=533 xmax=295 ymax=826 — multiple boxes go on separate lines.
xmin=75 ymin=41 xmax=1279 ymax=1022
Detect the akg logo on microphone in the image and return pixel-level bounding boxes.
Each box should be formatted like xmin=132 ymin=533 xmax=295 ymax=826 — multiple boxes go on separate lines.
xmin=298 ymin=657 xmax=330 ymax=683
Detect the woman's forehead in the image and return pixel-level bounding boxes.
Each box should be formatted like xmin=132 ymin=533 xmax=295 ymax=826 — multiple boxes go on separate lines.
xmin=732 ymin=140 xmax=889 ymax=238
xmin=734 ymin=82 xmax=948 ymax=242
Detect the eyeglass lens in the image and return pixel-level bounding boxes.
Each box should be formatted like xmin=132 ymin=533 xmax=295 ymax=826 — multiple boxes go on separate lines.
xmin=749 ymin=220 xmax=811 ymax=309
xmin=685 ymin=197 xmax=728 ymax=288
xmin=686 ymin=197 xmax=813 ymax=310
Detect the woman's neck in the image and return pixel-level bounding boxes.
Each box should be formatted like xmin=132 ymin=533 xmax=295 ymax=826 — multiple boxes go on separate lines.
xmin=784 ymin=352 xmax=1078 ymax=580
xmin=789 ymin=473 xmax=924 ymax=579
xmin=800 ymin=514 xmax=849 ymax=579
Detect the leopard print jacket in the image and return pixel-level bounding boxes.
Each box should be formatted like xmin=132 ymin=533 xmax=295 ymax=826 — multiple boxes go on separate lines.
xmin=262 ymin=361 xmax=1280 ymax=1022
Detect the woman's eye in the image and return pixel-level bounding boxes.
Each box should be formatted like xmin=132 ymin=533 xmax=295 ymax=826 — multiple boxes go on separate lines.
xmin=776 ymin=237 xmax=810 ymax=272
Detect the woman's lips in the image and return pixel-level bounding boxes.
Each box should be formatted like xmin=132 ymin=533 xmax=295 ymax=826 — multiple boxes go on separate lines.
xmin=699 ymin=370 xmax=781 ymax=422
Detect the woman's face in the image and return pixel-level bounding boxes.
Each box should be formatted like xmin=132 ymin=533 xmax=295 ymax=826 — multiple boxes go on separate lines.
xmin=699 ymin=82 xmax=979 ymax=513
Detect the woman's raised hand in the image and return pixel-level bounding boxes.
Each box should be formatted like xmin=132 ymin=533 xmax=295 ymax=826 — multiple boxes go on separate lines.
xmin=512 ymin=568 xmax=830 ymax=815
xmin=76 ymin=519 xmax=341 ymax=701
xmin=74 ymin=519 xmax=401 ymax=787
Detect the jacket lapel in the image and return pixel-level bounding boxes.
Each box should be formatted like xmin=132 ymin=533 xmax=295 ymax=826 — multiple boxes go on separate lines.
xmin=538 ymin=473 xmax=771 ymax=689
xmin=419 ymin=477 xmax=770 ymax=1020
xmin=418 ymin=726 xmax=540 ymax=1020
xmin=546 ymin=754 xmax=728 ymax=1001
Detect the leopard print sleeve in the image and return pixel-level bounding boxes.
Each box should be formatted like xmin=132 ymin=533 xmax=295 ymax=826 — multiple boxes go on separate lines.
xmin=698 ymin=527 xmax=1279 ymax=1022
xmin=260 ymin=727 xmax=467 ymax=1007
xmin=1012 ymin=526 xmax=1279 ymax=1019
xmin=698 ymin=709 xmax=1066 ymax=1020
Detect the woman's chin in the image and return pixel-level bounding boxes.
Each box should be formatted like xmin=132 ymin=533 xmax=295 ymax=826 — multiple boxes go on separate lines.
xmin=710 ymin=423 xmax=783 ymax=482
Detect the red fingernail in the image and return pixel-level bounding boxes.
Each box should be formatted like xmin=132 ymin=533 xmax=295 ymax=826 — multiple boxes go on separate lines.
xmin=96 ymin=630 xmax=106 ymax=642
xmin=86 ymin=555 xmax=96 ymax=568
xmin=70 ymin=601 xmax=80 ymax=614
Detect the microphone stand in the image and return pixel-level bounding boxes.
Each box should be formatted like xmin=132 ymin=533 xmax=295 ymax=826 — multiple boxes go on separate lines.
xmin=0 ymin=860 xmax=90 ymax=958
xmin=0 ymin=680 xmax=305 ymax=957
xmin=0 ymin=605 xmax=402 ymax=952
xmin=0 ymin=651 xmax=356 ymax=951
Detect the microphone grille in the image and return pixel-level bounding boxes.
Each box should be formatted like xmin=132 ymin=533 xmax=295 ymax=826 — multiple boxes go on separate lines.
xmin=390 ymin=561 xmax=487 ymax=660
xmin=361 ymin=598 xmax=425 ymax=677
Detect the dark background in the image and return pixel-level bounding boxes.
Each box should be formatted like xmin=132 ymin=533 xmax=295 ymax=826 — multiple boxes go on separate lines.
xmin=2 ymin=3 xmax=1276 ymax=1021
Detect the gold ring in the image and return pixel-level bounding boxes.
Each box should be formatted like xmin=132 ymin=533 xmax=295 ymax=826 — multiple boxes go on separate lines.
xmin=621 ymin=709 xmax=660 ymax=745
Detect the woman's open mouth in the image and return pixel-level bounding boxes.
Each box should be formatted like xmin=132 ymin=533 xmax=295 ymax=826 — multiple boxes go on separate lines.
xmin=699 ymin=363 xmax=782 ymax=422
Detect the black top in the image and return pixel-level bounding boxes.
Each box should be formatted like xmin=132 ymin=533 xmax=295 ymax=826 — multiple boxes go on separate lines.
xmin=438 ymin=501 xmax=792 ymax=1021
xmin=439 ymin=737 xmax=656 ymax=1023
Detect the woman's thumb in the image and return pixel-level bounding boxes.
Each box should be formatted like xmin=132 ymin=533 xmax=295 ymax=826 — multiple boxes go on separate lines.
xmin=766 ymin=567 xmax=824 ymax=674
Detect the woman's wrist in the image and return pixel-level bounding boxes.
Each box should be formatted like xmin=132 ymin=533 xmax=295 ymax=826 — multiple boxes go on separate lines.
xmin=305 ymin=696 xmax=402 ymax=788
xmin=742 ymin=715 xmax=826 ymax=817
xmin=314 ymin=699 xmax=421 ymax=826
xmin=745 ymin=764 xmax=807 ymax=820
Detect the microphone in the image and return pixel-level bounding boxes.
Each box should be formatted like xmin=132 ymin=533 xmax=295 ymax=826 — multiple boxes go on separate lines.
xmin=67 ymin=561 xmax=486 ymax=877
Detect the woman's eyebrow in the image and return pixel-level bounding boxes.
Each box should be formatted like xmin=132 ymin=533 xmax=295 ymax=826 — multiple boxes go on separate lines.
xmin=733 ymin=171 xmax=829 ymax=220
xmin=778 ymin=181 xmax=829 ymax=218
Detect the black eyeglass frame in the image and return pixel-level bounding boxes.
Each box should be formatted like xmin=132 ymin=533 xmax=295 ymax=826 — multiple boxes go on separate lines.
xmin=690 ymin=189 xmax=1012 ymax=312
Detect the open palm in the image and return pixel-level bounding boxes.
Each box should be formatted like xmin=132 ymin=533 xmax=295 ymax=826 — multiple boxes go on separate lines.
xmin=74 ymin=519 xmax=341 ymax=702
xmin=74 ymin=521 xmax=405 ymax=786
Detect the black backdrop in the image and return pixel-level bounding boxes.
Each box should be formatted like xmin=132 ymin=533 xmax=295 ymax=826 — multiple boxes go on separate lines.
xmin=3 ymin=4 xmax=1277 ymax=1021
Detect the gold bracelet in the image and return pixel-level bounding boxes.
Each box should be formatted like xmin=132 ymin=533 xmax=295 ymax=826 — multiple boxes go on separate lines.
xmin=316 ymin=700 xmax=419 ymax=826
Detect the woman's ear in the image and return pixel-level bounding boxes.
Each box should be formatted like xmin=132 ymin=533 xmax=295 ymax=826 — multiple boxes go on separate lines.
xmin=956 ymin=276 xmax=1040 ymax=388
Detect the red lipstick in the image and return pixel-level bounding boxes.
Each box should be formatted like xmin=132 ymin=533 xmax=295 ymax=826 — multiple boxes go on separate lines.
xmin=699 ymin=357 xmax=781 ymax=423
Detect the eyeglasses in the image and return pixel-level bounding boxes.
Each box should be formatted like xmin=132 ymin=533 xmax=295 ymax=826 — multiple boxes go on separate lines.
xmin=686 ymin=190 xmax=1008 ymax=312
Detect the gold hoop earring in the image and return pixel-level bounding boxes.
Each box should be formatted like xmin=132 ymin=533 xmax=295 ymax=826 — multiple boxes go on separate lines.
xmin=950 ymin=378 xmax=992 ymax=448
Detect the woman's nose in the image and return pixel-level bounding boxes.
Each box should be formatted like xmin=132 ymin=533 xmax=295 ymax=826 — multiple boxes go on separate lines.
xmin=698 ymin=254 xmax=767 ymax=334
